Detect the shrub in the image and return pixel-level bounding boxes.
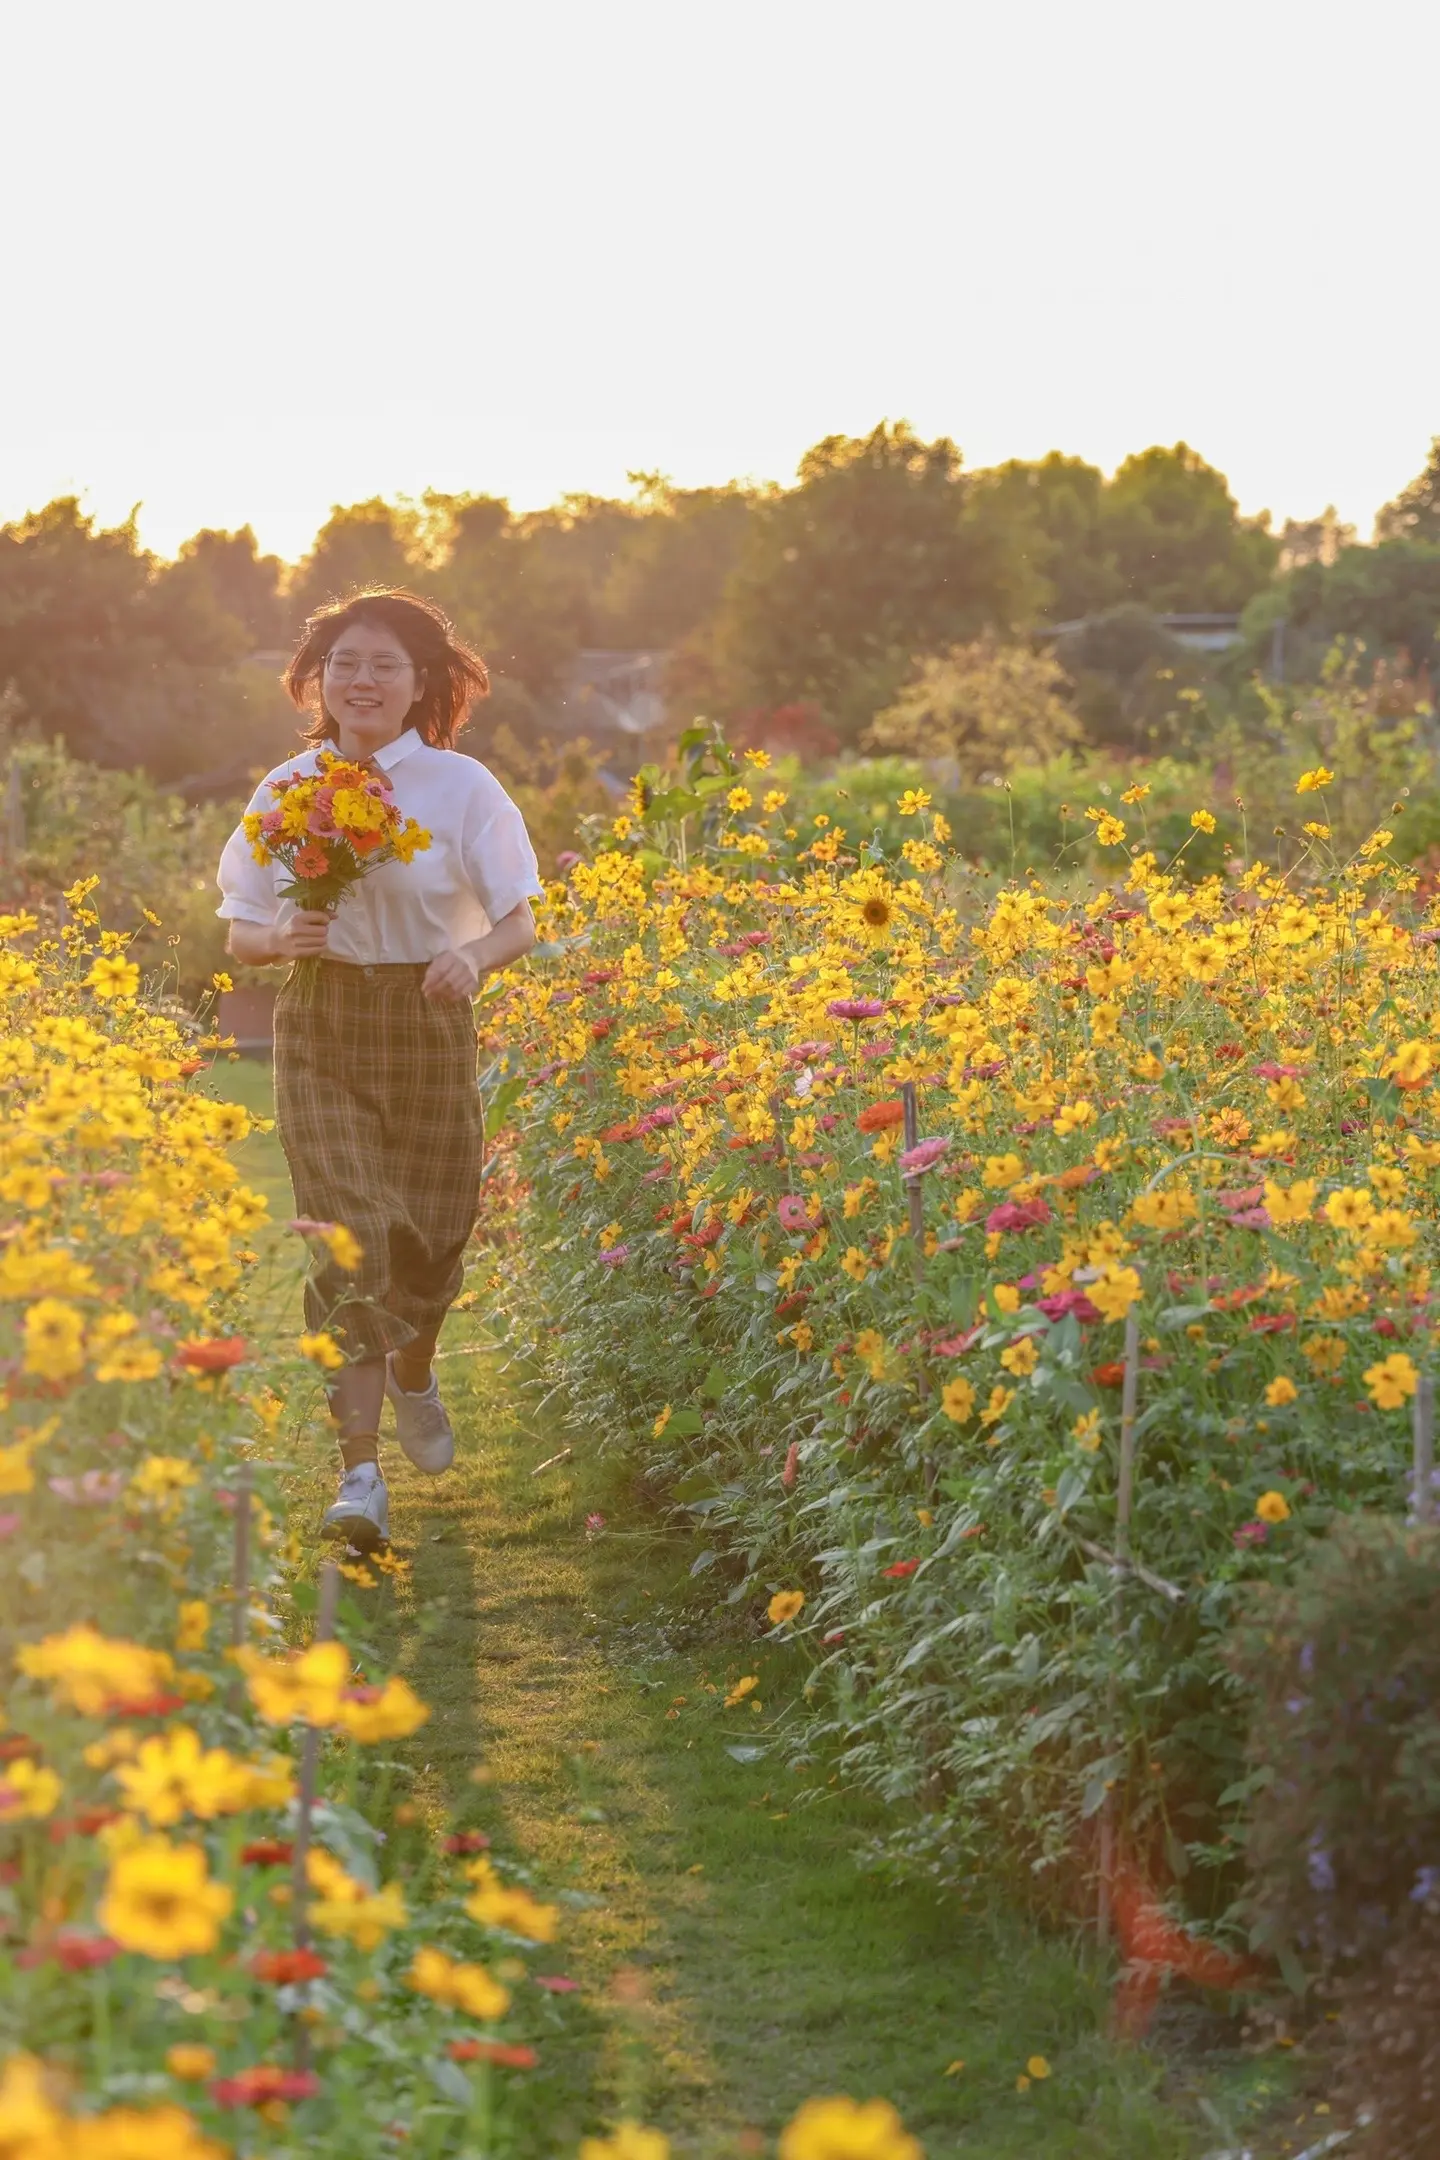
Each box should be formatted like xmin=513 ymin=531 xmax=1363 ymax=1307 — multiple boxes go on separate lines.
xmin=1230 ymin=1516 xmax=1440 ymax=2155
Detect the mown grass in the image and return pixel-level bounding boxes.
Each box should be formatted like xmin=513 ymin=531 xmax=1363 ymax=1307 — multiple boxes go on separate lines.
xmin=211 ymin=1056 xmax=1307 ymax=2156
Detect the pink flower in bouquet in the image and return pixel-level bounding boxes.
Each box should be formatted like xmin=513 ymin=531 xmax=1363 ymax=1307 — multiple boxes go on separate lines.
xmin=259 ymin=808 xmax=284 ymax=837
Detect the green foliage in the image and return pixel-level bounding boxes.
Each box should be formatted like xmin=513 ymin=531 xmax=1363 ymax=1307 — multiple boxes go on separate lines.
xmin=867 ymin=636 xmax=1083 ymax=780
xmin=712 ymin=422 xmax=1037 ymax=745
xmin=0 ymin=724 xmax=237 ymax=993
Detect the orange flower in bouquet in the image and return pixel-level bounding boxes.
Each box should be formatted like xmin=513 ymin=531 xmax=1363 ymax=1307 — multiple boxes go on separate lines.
xmin=242 ymin=751 xmax=431 ymax=917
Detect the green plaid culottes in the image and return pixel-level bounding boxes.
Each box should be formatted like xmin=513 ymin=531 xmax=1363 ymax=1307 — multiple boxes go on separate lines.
xmin=273 ymin=959 xmax=484 ymax=1361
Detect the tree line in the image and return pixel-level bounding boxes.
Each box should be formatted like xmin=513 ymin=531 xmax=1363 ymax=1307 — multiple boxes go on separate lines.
xmin=5 ymin=423 xmax=1440 ymax=784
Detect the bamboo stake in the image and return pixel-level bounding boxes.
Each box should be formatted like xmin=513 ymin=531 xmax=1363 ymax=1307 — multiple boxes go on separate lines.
xmin=1414 ymin=1372 xmax=1435 ymax=1522
xmin=1097 ymin=1305 xmax=1143 ymax=1952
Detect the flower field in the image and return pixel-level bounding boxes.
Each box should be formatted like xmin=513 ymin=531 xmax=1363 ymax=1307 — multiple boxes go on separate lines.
xmin=0 ymin=885 xmax=581 ymax=2159
xmin=503 ymin=734 xmax=1440 ymax=1960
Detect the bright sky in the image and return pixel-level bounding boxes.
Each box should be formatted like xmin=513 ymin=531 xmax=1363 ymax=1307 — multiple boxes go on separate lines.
xmin=4 ymin=0 xmax=1437 ymax=563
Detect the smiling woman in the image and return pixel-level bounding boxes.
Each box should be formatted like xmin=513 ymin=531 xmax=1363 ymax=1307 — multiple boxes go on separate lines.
xmin=217 ymin=588 xmax=542 ymax=1550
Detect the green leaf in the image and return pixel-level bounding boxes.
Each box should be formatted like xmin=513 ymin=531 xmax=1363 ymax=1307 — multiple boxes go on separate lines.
xmin=482 ymin=1075 xmax=526 ymax=1141
xmin=724 ymin=1743 xmax=768 ymax=1763
xmin=701 ymin=1362 xmax=729 ymax=1401
xmin=1363 ymin=1076 xmax=1404 ymax=1122
xmin=668 ymin=1408 xmax=705 ymax=1438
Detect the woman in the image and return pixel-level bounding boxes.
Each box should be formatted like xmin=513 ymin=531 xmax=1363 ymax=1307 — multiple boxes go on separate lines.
xmin=217 ymin=589 xmax=540 ymax=1550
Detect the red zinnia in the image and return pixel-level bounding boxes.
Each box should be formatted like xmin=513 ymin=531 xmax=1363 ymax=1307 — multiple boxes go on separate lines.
xmin=241 ymin=1839 xmax=293 ymax=1866
xmin=1091 ymin=1361 xmax=1127 ymax=1388
xmin=251 ymin=1948 xmax=328 ymax=1984
xmin=857 ymin=1100 xmax=905 ymax=1134
xmin=174 ymin=1336 xmax=248 ymax=1373
xmin=882 ymin=1559 xmax=921 ymax=1579
xmin=211 ymin=2066 xmax=321 ymax=2108
xmin=447 ymin=2041 xmax=538 ymax=2068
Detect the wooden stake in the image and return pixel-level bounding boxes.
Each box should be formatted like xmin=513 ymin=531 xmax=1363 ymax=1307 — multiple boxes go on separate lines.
xmin=900 ymin=1081 xmax=932 ymax=1406
xmin=291 ymin=1560 xmax=340 ymax=2072
xmin=230 ymin=1463 xmax=252 ymax=1651
xmin=1098 ymin=1305 xmax=1143 ymax=1951
xmin=291 ymin=1563 xmax=341 ymax=1952
xmin=1414 ymin=1372 xmax=1435 ymax=1522
xmin=226 ymin=1464 xmax=252 ymax=1714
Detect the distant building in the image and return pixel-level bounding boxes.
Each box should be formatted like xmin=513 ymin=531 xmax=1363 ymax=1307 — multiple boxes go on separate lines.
xmin=553 ymin=650 xmax=668 ymax=741
xmin=1042 ymin=612 xmax=1242 ymax=654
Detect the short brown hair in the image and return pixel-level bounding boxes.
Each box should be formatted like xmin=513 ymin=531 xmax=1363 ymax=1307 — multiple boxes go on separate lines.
xmin=285 ymin=588 xmax=490 ymax=750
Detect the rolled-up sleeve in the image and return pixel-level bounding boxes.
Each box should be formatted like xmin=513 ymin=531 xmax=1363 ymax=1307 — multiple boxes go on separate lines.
xmin=460 ymin=767 xmax=544 ymax=926
xmin=216 ymin=787 xmax=279 ymax=925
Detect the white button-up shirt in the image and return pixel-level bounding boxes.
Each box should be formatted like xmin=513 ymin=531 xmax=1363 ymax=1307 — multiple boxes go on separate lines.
xmin=215 ymin=729 xmax=543 ymax=964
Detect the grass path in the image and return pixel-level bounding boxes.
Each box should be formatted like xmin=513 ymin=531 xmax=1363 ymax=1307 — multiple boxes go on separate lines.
xmin=216 ymin=1060 xmax=1299 ymax=2157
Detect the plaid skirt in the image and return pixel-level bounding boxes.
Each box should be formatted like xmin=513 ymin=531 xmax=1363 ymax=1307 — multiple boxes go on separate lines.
xmin=273 ymin=959 xmax=485 ymax=1361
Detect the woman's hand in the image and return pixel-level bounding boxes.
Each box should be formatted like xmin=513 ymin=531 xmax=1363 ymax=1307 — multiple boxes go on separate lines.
xmin=227 ymin=917 xmax=329 ymax=967
xmin=423 ymin=948 xmax=480 ymax=1003
xmin=274 ymin=911 xmax=333 ymax=960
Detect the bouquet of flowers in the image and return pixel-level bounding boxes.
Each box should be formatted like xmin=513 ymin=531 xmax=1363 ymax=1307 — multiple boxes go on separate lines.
xmin=243 ymin=750 xmax=431 ymax=915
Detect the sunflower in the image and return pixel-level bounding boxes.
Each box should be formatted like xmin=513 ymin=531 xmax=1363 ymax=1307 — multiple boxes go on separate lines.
xmin=860 ymin=894 xmax=894 ymax=932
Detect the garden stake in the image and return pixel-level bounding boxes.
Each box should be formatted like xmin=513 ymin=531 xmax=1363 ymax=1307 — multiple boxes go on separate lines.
xmin=1414 ymin=1371 xmax=1435 ymax=1522
xmin=900 ymin=1081 xmax=932 ymax=1407
xmin=291 ymin=1560 xmax=340 ymax=2069
xmin=1098 ymin=1305 xmax=1143 ymax=1950
xmin=226 ymin=1463 xmax=252 ymax=1714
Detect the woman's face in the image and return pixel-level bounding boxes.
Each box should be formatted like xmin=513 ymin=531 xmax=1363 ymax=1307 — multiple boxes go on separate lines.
xmin=321 ymin=618 xmax=425 ymax=757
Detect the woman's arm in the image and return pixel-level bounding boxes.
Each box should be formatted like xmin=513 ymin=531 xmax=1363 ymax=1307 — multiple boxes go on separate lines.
xmin=227 ymin=913 xmax=333 ymax=967
xmin=422 ymin=902 xmax=537 ymax=1003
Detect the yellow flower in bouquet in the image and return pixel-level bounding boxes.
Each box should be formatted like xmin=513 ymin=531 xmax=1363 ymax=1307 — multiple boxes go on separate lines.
xmin=242 ymin=750 xmax=431 ymax=916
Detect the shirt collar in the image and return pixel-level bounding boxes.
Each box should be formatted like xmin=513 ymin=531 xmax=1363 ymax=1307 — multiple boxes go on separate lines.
xmin=373 ymin=728 xmax=422 ymax=772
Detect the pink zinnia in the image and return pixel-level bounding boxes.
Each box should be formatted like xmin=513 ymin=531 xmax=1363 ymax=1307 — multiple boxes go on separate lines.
xmin=898 ymin=1137 xmax=949 ymax=1176
xmin=826 ymin=997 xmax=886 ymax=1021
xmin=777 ymin=1195 xmax=819 ymax=1234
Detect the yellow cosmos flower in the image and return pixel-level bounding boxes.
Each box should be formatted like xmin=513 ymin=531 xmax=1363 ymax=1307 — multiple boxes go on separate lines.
xmin=99 ymin=1836 xmax=234 ymax=1958
xmin=237 ymin=1640 xmax=349 ymax=1727
xmin=580 ymin=2128 xmax=671 ymax=2160
xmin=1189 ymin=810 xmax=1216 ymax=833
xmin=0 ymin=1759 xmax=62 ymax=1820
xmin=22 ymin=1297 xmax=86 ymax=1381
xmin=407 ymin=1946 xmax=511 ymax=2021
xmin=768 ymin=1589 xmax=806 ymax=1626
xmin=333 ymin=1675 xmax=431 ymax=1744
xmin=1089 ymin=1266 xmax=1142 ymax=1323
xmin=462 ymin=1860 xmax=560 ymax=1943
xmin=297 ymin=1330 xmax=346 ymax=1369
xmin=1295 ymin=766 xmax=1335 ymax=792
xmin=941 ymin=1375 xmax=976 ymax=1424
xmin=1365 ymin=1351 xmax=1419 ymax=1410
xmin=1263 ymin=1178 xmax=1317 ymax=1228
xmin=1255 ymin=1491 xmax=1291 ymax=1524
xmin=85 ymin=955 xmax=141 ymax=1001
xmin=17 ymin=1625 xmax=172 ymax=1717
xmin=1000 ymin=1336 xmax=1039 ymax=1378
xmin=779 ymin=2095 xmax=923 ymax=2160
xmin=309 ymin=1879 xmax=409 ymax=1951
xmin=1264 ymin=1376 xmax=1298 ymax=1408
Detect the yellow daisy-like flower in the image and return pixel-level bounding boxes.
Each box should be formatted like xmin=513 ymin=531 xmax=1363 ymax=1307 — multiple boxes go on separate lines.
xmin=99 ymin=1836 xmax=234 ymax=1959
xmin=767 ymin=1589 xmax=806 ymax=1626
xmin=779 ymin=2095 xmax=923 ymax=2160
xmin=1295 ymin=766 xmax=1335 ymax=793
xmin=1364 ymin=1351 xmax=1419 ymax=1411
xmin=941 ymin=1375 xmax=976 ymax=1424
xmin=1254 ymin=1491 xmax=1291 ymax=1524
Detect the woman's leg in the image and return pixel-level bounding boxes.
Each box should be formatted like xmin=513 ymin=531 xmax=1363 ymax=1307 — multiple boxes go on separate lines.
xmin=329 ymin=1357 xmax=387 ymax=1469
xmin=391 ymin=1326 xmax=440 ymax=1397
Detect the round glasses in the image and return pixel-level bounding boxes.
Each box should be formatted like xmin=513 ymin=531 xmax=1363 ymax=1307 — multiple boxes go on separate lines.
xmin=324 ymin=650 xmax=413 ymax=685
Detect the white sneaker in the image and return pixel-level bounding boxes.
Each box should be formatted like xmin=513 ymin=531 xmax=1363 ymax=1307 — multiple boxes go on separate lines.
xmin=322 ymin=1462 xmax=389 ymax=1551
xmin=384 ymin=1354 xmax=455 ymax=1473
